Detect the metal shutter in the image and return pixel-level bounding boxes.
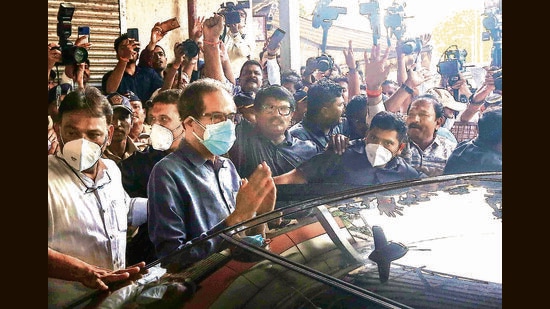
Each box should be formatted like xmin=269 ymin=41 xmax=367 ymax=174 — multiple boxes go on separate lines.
xmin=48 ymin=0 xmax=122 ymax=90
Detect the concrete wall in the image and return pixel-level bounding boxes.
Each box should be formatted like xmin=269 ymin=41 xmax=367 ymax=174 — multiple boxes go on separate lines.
xmin=123 ymin=0 xmax=257 ymax=64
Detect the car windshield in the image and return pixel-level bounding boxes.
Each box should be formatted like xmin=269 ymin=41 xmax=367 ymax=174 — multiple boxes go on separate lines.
xmin=74 ymin=172 xmax=501 ymax=309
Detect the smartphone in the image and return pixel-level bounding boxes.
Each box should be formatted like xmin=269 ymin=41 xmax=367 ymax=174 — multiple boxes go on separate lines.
xmin=266 ymin=28 xmax=286 ymax=50
xmin=78 ymin=26 xmax=90 ymax=43
xmin=127 ymin=28 xmax=139 ymax=42
xmin=159 ymin=17 xmax=180 ymax=33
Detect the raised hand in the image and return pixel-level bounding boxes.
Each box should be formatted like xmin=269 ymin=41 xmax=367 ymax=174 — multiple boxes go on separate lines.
xmin=150 ymin=22 xmax=166 ymax=45
xmin=363 ymin=44 xmax=391 ymax=90
xmin=203 ymin=14 xmax=225 ymax=43
xmin=342 ymin=40 xmax=356 ymax=70
xmin=191 ymin=16 xmax=205 ymax=41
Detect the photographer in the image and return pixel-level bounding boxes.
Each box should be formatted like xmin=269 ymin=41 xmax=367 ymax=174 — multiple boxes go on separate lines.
xmin=458 ymin=67 xmax=500 ymax=123
xmin=219 ymin=2 xmax=254 ymax=79
xmin=102 ymin=33 xmax=164 ymax=102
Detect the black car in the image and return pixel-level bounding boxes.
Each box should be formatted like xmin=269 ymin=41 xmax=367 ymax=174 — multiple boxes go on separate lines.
xmin=70 ymin=172 xmax=502 ymax=309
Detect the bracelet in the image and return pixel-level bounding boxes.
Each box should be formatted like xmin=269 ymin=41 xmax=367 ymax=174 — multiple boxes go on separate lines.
xmin=366 ymin=87 xmax=382 ymax=98
xmin=400 ymin=83 xmax=414 ymax=95
xmin=203 ymin=40 xmax=220 ymax=46
xmin=348 ymin=67 xmax=357 ymax=74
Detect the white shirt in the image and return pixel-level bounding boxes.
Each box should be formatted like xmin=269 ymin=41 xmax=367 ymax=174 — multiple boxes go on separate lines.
xmin=48 ymin=154 xmax=147 ymax=308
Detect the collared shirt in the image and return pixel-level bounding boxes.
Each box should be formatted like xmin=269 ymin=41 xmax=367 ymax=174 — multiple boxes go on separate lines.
xmin=103 ymin=136 xmax=139 ymax=164
xmin=48 ymin=155 xmax=147 ymax=308
xmin=229 ymin=122 xmax=318 ymax=178
xmin=288 ymin=117 xmax=349 ymax=153
xmin=443 ymin=138 xmax=502 ymax=175
xmin=405 ymin=135 xmax=457 ymax=177
xmin=101 ymin=66 xmax=163 ymax=102
xmin=147 ymin=140 xmax=240 ymax=265
xmin=298 ymin=141 xmax=425 ymax=186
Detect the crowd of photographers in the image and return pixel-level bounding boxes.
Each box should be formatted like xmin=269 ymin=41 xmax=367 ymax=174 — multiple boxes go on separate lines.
xmin=48 ymin=2 xmax=502 ymax=307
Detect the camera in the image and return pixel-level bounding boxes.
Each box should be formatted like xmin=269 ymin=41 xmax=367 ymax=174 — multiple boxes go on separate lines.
xmin=437 ymin=46 xmax=467 ymax=80
xmin=315 ymin=54 xmax=334 ymax=72
xmin=55 ymin=3 xmax=88 ymax=66
xmin=383 ymin=1 xmax=407 ymax=41
xmin=401 ymin=38 xmax=422 ymax=55
xmin=178 ymin=39 xmax=199 ymax=59
xmin=219 ymin=1 xmax=250 ymax=25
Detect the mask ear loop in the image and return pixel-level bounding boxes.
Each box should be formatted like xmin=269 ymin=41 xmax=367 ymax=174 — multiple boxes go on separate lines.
xmin=171 ymin=123 xmax=185 ymax=141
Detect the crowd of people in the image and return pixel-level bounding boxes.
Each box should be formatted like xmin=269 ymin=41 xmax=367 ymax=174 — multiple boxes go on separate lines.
xmin=48 ymin=9 xmax=502 ymax=308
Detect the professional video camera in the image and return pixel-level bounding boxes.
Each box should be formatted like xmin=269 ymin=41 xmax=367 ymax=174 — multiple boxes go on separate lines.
xmin=219 ymin=1 xmax=250 ymax=25
xmin=437 ymin=45 xmax=467 ymax=83
xmin=437 ymin=45 xmax=469 ymax=100
xmin=481 ymin=7 xmax=502 ymax=43
xmin=54 ymin=3 xmax=88 ymax=66
xmin=384 ymin=0 xmax=408 ymax=41
xmin=481 ymin=5 xmax=502 ymax=69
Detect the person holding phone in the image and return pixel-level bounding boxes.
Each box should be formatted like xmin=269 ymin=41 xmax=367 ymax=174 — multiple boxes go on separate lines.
xmin=102 ymin=32 xmax=164 ymax=102
xmin=138 ymin=21 xmax=170 ymax=78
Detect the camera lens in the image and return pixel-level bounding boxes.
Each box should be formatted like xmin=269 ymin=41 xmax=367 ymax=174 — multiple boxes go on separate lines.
xmin=317 ymin=60 xmax=330 ymax=72
xmin=181 ymin=39 xmax=199 ymax=58
xmin=60 ymin=45 xmax=89 ymax=65
xmin=402 ymin=41 xmax=416 ymax=55
xmin=73 ymin=47 xmax=88 ymax=64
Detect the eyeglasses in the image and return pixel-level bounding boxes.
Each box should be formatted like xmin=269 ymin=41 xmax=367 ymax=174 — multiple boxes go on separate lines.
xmin=260 ymin=105 xmax=294 ymax=116
xmin=201 ymin=112 xmax=240 ymax=124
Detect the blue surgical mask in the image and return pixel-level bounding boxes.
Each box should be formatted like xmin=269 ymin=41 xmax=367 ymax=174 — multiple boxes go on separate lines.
xmin=191 ymin=118 xmax=236 ymax=156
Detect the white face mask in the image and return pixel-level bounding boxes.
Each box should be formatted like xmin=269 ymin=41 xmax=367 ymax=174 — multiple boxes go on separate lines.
xmin=61 ymin=138 xmax=103 ymax=172
xmin=150 ymin=123 xmax=180 ymax=151
xmin=365 ymin=143 xmax=394 ymax=167
xmin=442 ymin=117 xmax=455 ymax=130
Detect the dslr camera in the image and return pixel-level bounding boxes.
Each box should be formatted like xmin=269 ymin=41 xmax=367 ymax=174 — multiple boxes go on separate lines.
xmin=315 ymin=54 xmax=334 ymax=72
xmin=53 ymin=3 xmax=88 ymax=66
xmin=177 ymin=39 xmax=199 ymax=59
xmin=219 ymin=1 xmax=250 ymax=25
xmin=401 ymin=37 xmax=422 ymax=55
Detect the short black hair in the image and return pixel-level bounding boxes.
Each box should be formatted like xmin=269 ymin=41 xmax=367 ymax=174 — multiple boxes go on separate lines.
xmin=58 ymin=86 xmax=113 ymax=125
xmin=370 ymin=111 xmax=408 ymax=144
xmin=114 ymin=33 xmax=129 ymax=51
xmin=254 ymin=85 xmax=295 ymax=112
xmin=152 ymin=89 xmax=182 ymax=106
xmin=477 ymin=106 xmax=502 ymax=145
xmin=306 ymin=78 xmax=343 ymax=118
xmin=408 ymin=94 xmax=444 ymax=119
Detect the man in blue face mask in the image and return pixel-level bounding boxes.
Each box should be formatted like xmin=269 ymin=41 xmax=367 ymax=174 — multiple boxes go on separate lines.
xmin=147 ymin=78 xmax=276 ymax=268
xmin=48 ymin=87 xmax=148 ymax=308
